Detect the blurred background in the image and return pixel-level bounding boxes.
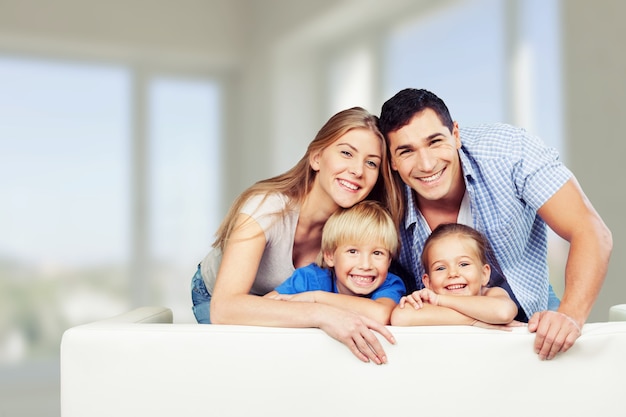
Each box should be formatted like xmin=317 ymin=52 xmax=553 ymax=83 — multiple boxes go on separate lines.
xmin=0 ymin=0 xmax=624 ymax=415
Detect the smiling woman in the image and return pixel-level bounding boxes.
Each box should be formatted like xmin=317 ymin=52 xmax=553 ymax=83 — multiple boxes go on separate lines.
xmin=191 ymin=107 xmax=402 ymax=364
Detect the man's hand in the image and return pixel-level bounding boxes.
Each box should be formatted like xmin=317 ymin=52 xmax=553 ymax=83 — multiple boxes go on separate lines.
xmin=528 ymin=310 xmax=582 ymax=360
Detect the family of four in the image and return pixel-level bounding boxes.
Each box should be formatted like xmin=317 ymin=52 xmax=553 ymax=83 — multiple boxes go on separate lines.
xmin=191 ymin=88 xmax=612 ymax=364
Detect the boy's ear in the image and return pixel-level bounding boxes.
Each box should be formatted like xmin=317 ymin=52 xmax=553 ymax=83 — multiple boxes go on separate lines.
xmin=323 ymin=251 xmax=335 ymax=267
xmin=422 ymin=274 xmax=431 ymax=288
xmin=481 ymin=264 xmax=491 ymax=286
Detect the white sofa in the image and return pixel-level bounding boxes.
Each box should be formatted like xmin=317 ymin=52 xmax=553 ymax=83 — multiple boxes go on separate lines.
xmin=61 ymin=305 xmax=626 ymax=417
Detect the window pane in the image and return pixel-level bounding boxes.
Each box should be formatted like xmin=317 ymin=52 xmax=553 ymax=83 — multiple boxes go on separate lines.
xmin=383 ymin=0 xmax=505 ymax=124
xmin=148 ymin=77 xmax=221 ymax=323
xmin=0 ymin=56 xmax=131 ymax=364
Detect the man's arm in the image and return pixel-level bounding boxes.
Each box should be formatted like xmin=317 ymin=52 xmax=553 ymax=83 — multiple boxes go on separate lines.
xmin=531 ymin=177 xmax=612 ymax=359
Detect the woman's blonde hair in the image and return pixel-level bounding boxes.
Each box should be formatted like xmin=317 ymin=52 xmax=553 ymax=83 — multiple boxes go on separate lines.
xmin=317 ymin=200 xmax=399 ymax=267
xmin=212 ymin=107 xmax=400 ymax=250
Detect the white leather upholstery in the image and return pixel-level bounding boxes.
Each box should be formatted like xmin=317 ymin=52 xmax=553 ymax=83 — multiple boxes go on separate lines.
xmin=609 ymin=304 xmax=626 ymax=321
xmin=61 ymin=306 xmax=626 ymax=417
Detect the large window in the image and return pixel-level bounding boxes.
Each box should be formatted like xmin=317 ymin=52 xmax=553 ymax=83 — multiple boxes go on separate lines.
xmin=0 ymin=56 xmax=222 ymax=369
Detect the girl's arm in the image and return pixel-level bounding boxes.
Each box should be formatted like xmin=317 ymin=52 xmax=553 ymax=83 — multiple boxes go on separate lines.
xmin=210 ymin=214 xmax=395 ymax=364
xmin=391 ymin=302 xmax=477 ymax=326
xmin=435 ymin=287 xmax=518 ymax=324
xmin=391 ymin=287 xmax=517 ymax=326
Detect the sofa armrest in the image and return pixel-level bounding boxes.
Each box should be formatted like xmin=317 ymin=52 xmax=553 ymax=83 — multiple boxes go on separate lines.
xmin=609 ymin=304 xmax=626 ymax=321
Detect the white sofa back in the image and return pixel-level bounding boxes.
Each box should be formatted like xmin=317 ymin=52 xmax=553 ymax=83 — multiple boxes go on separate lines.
xmin=61 ymin=306 xmax=626 ymax=417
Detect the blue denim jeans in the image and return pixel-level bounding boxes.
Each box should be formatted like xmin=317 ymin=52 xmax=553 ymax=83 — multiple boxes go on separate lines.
xmin=191 ymin=265 xmax=212 ymax=324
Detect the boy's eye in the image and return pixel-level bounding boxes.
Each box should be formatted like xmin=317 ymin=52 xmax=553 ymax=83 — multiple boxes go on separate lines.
xmin=373 ymin=250 xmax=386 ymax=256
xmin=347 ymin=248 xmax=358 ymax=254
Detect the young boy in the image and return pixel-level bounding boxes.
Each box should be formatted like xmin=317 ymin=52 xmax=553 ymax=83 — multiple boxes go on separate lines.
xmin=391 ymin=223 xmax=518 ymax=327
xmin=265 ymin=200 xmax=406 ymax=325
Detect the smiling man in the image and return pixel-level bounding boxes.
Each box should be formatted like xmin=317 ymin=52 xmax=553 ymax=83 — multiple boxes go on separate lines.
xmin=379 ymin=88 xmax=612 ymax=360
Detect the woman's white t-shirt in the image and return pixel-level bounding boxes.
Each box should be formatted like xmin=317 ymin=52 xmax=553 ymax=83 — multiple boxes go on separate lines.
xmin=200 ymin=193 xmax=299 ymax=296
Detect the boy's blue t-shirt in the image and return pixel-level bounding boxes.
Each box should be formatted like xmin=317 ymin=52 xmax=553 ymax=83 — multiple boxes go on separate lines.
xmin=274 ymin=263 xmax=406 ymax=303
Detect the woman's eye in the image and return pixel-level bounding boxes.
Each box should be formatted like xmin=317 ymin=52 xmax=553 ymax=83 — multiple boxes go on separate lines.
xmin=341 ymin=150 xmax=352 ymax=157
xmin=365 ymin=160 xmax=378 ymax=169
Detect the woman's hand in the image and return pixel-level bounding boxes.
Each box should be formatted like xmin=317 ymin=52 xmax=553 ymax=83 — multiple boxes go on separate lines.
xmin=318 ymin=307 xmax=396 ymax=365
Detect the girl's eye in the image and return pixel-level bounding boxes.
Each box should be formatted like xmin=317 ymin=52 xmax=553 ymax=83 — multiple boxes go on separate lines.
xmin=434 ymin=265 xmax=446 ymax=272
xmin=459 ymin=262 xmax=470 ymax=267
xmin=365 ymin=160 xmax=378 ymax=169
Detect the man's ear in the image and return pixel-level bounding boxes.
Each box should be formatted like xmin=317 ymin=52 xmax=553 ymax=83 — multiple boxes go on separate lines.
xmin=452 ymin=121 xmax=461 ymax=149
xmin=422 ymin=274 xmax=431 ymax=288
xmin=323 ymin=251 xmax=335 ymax=267
xmin=481 ymin=264 xmax=491 ymax=287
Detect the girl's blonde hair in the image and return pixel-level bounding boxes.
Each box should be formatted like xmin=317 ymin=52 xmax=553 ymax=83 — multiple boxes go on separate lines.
xmin=421 ymin=223 xmax=489 ymax=273
xmin=212 ymin=107 xmax=400 ymax=250
xmin=317 ymin=200 xmax=399 ymax=267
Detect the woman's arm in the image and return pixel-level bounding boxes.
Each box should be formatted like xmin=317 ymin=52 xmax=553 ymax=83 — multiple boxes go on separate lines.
xmin=210 ymin=214 xmax=395 ymax=364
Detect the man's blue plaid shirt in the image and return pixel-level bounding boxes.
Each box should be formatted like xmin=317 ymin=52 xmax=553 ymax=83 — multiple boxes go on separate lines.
xmin=397 ymin=123 xmax=572 ymax=319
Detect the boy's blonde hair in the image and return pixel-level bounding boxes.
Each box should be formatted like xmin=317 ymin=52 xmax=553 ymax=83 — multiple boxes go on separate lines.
xmin=317 ymin=201 xmax=399 ymax=267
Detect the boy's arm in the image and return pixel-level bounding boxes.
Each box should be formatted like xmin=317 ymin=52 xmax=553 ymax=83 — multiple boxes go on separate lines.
xmin=435 ymin=287 xmax=518 ymax=324
xmin=309 ymin=292 xmax=396 ymax=325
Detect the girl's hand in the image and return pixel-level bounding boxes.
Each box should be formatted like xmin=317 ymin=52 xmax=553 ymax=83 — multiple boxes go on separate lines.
xmin=417 ymin=288 xmax=439 ymax=306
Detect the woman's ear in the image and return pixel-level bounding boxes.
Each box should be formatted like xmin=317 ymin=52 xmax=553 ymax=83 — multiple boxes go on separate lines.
xmin=481 ymin=264 xmax=491 ymax=286
xmin=309 ymin=150 xmax=321 ymax=172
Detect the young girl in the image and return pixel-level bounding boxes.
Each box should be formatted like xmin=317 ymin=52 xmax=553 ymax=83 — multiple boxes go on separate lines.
xmin=391 ymin=223 xmax=518 ymax=327
xmin=265 ymin=200 xmax=406 ymax=325
xmin=191 ymin=107 xmax=401 ymax=364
